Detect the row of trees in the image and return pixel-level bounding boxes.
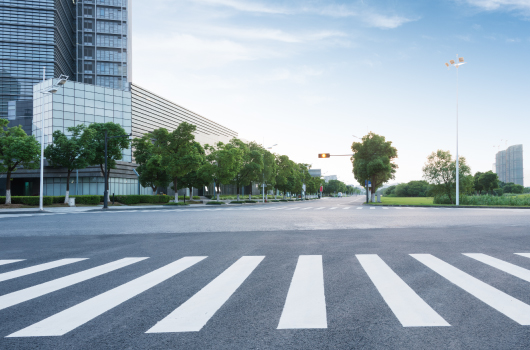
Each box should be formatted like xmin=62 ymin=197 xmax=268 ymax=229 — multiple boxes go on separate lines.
xmin=321 ymin=179 xmax=360 ymax=196
xmin=132 ymin=122 xmax=325 ymax=202
xmin=0 ymin=119 xmax=133 ymax=204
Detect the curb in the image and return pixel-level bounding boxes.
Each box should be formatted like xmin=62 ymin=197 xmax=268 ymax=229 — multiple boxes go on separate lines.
xmin=363 ymin=204 xmax=530 ymax=209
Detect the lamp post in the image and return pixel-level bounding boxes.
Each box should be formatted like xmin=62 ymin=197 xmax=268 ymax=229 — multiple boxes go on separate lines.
xmin=103 ymin=131 xmax=132 ymax=209
xmin=37 ymin=70 xmax=68 ymax=211
xmin=262 ymin=144 xmax=277 ymax=203
xmin=445 ymin=55 xmax=466 ymax=206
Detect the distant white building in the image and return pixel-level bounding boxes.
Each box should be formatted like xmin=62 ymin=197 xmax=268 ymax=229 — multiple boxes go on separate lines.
xmin=324 ymin=175 xmax=337 ymax=183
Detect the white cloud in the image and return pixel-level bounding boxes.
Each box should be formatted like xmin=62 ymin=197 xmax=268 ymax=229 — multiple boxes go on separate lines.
xmin=205 ymin=27 xmax=347 ymax=43
xmin=362 ymin=13 xmax=416 ymax=29
xmin=192 ymin=0 xmax=416 ymax=29
xmin=266 ymin=67 xmax=323 ymax=83
xmin=462 ymin=0 xmax=530 ymax=11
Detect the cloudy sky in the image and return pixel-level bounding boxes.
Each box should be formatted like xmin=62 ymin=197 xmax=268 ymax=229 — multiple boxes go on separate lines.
xmin=132 ymin=0 xmax=530 ymax=186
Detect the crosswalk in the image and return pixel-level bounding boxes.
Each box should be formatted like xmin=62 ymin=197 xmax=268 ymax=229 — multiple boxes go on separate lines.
xmin=0 ymin=205 xmax=490 ymax=220
xmin=2 ymin=253 xmax=530 ymax=337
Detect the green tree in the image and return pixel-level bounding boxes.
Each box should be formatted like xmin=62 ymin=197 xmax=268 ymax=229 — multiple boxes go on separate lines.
xmin=0 ymin=119 xmax=41 ymax=204
xmin=478 ymin=171 xmax=499 ymax=194
xmin=351 ymin=132 xmax=398 ymax=202
xmin=422 ymin=150 xmax=472 ymax=204
xmin=131 ymin=134 xmax=171 ymax=195
xmin=230 ymin=139 xmax=263 ymax=201
xmin=86 ymin=122 xmax=131 ymax=199
xmin=205 ymin=141 xmax=243 ymax=201
xmin=275 ymin=155 xmax=294 ymax=199
xmin=473 ymin=172 xmax=484 ymax=194
xmin=150 ymin=123 xmax=203 ymax=202
xmin=44 ymin=125 xmax=95 ymax=203
xmin=179 ymin=160 xmax=212 ymax=203
xmin=503 ymin=182 xmax=524 ymax=194
xmin=260 ymin=149 xmax=277 ymax=200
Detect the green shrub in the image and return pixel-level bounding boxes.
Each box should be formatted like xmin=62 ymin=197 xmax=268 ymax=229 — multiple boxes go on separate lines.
xmin=279 ymin=199 xmax=288 ymax=202
xmin=206 ymin=201 xmax=224 ymax=205
xmin=270 ymin=200 xmax=280 ymax=202
xmin=71 ymin=195 xmax=101 ymax=205
xmin=434 ymin=194 xmax=530 ymax=206
xmin=230 ymin=201 xmax=245 ymax=204
xmin=113 ymin=195 xmax=170 ymax=205
xmin=244 ymin=200 xmax=257 ymax=203
xmin=164 ymin=202 xmax=189 ymax=206
xmin=0 ymin=196 xmax=53 ymax=206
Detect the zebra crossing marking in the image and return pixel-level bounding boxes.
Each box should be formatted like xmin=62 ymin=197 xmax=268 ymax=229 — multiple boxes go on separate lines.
xmin=464 ymin=253 xmax=530 ymax=283
xmin=411 ymin=254 xmax=530 ymax=325
xmin=357 ymin=255 xmax=449 ymax=327
xmin=146 ymin=256 xmax=265 ymax=333
xmin=0 ymin=260 xmax=25 ymax=266
xmin=515 ymin=253 xmax=530 ymax=259
xmin=0 ymin=258 xmax=147 ymax=312
xmin=314 ymin=207 xmax=325 ymax=210
xmin=277 ymin=255 xmax=327 ymax=329
xmin=343 ymin=207 xmax=351 ymax=210
xmin=0 ymin=258 xmax=87 ymax=283
xmin=7 ymin=256 xmax=207 ymax=337
xmin=357 ymin=207 xmax=363 ymax=209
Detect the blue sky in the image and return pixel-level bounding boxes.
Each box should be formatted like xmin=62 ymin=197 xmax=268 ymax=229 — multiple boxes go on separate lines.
xmin=132 ymin=0 xmax=530 ymax=186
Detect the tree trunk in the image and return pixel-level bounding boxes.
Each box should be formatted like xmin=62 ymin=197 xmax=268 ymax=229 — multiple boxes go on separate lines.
xmin=173 ymin=179 xmax=178 ymax=202
xmin=236 ymin=182 xmax=240 ymax=201
xmin=5 ymin=170 xmax=12 ymax=204
xmin=189 ymin=186 xmax=193 ymax=203
xmin=65 ymin=169 xmax=72 ymax=203
xmin=152 ymin=186 xmax=156 ymax=195
xmin=249 ymin=193 xmax=251 ymax=200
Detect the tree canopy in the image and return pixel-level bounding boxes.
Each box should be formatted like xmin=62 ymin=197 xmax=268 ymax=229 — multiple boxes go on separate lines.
xmin=351 ymin=132 xmax=398 ymax=200
xmin=44 ymin=125 xmax=95 ymax=202
xmin=0 ymin=119 xmax=40 ymax=204
xmin=131 ymin=133 xmax=172 ymax=195
xmin=204 ymin=140 xmax=243 ymax=201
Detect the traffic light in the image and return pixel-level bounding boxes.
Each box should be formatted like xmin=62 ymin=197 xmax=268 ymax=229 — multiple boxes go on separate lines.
xmin=318 ymin=153 xmax=330 ymax=158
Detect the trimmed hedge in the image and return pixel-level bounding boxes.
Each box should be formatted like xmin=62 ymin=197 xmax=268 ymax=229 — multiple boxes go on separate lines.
xmin=230 ymin=201 xmax=245 ymax=204
xmin=434 ymin=194 xmax=530 ymax=206
xmin=206 ymin=201 xmax=224 ymax=205
xmin=0 ymin=196 xmax=53 ymax=206
xmin=244 ymin=200 xmax=257 ymax=203
xmin=112 ymin=195 xmax=170 ymax=205
xmin=164 ymin=202 xmax=189 ymax=206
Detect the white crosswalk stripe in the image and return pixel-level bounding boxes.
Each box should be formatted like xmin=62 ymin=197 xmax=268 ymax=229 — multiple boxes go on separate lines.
xmin=357 ymin=207 xmax=363 ymax=209
xmin=515 ymin=253 xmax=530 ymax=259
xmin=464 ymin=253 xmax=530 ymax=282
xmin=0 ymin=260 xmax=25 ymax=266
xmin=343 ymin=207 xmax=350 ymax=209
xmin=357 ymin=255 xmax=449 ymax=327
xmin=0 ymin=258 xmax=87 ymax=283
xmin=147 ymin=256 xmax=264 ymax=333
xmin=0 ymin=258 xmax=147 ymax=311
xmin=278 ymin=255 xmax=327 ymax=329
xmin=7 ymin=257 xmax=207 ymax=337
xmin=411 ymin=254 xmax=530 ymax=325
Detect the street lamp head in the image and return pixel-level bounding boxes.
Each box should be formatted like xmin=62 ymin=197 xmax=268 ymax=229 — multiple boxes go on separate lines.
xmin=57 ymin=75 xmax=69 ymax=86
xmin=450 ymin=59 xmax=455 ymax=65
xmin=459 ymin=57 xmax=464 ymax=63
xmin=47 ymin=87 xmax=58 ymax=94
xmin=445 ymin=63 xmax=449 ymax=67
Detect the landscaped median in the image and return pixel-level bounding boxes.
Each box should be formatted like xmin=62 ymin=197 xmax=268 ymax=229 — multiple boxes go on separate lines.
xmin=368 ymin=195 xmax=530 ymax=208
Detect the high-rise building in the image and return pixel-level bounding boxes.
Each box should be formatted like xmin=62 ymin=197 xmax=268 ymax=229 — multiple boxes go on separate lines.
xmin=495 ymin=145 xmax=523 ymax=186
xmin=75 ymin=0 xmax=132 ymax=90
xmin=0 ymin=0 xmax=131 ymax=126
xmin=0 ymin=0 xmax=76 ymax=120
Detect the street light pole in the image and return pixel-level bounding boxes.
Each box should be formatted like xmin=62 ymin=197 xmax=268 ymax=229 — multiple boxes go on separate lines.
xmin=103 ymin=131 xmax=132 ymax=209
xmin=262 ymin=144 xmax=277 ymax=203
xmin=445 ymin=55 xmax=466 ymax=206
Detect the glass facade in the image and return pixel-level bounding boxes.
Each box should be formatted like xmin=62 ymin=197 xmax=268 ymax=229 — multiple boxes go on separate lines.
xmin=43 ymin=176 xmax=151 ymax=196
xmin=33 ymin=79 xmax=132 ymax=162
xmin=495 ymin=145 xmax=524 ymax=186
xmin=0 ymin=0 xmax=75 ymax=119
xmin=76 ymin=0 xmax=132 ymax=90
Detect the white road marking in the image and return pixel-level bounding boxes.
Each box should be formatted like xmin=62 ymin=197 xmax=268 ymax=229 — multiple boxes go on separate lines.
xmin=0 ymin=260 xmax=25 ymax=266
xmin=0 ymin=259 xmax=87 ymax=283
xmin=357 ymin=255 xmax=449 ymax=327
xmin=277 ymin=255 xmax=327 ymax=329
xmin=285 ymin=207 xmax=300 ymax=210
xmin=357 ymin=207 xmax=363 ymax=210
xmin=7 ymin=257 xmax=207 ymax=337
xmin=515 ymin=253 xmax=530 ymax=259
xmin=329 ymin=207 xmax=337 ymax=210
xmin=0 ymin=258 xmax=147 ymax=311
xmin=147 ymin=256 xmax=264 ymax=333
xmin=314 ymin=207 xmax=325 ymax=210
xmin=343 ymin=207 xmax=351 ymax=210
xmin=394 ymin=208 xmax=402 ymax=210
xmin=411 ymin=254 xmax=530 ymax=325
xmin=464 ymin=254 xmax=530 ymax=283
xmin=370 ymin=207 xmax=375 ymax=210
xmin=383 ymin=207 xmax=388 ymax=210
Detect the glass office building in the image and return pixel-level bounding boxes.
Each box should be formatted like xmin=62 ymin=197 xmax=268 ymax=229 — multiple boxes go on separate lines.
xmin=495 ymin=145 xmax=524 ymax=186
xmin=0 ymin=0 xmax=75 ymax=120
xmin=75 ymin=0 xmax=132 ymax=90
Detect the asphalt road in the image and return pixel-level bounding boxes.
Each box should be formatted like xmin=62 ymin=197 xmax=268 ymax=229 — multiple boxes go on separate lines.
xmin=1 ymin=197 xmax=530 ymax=349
